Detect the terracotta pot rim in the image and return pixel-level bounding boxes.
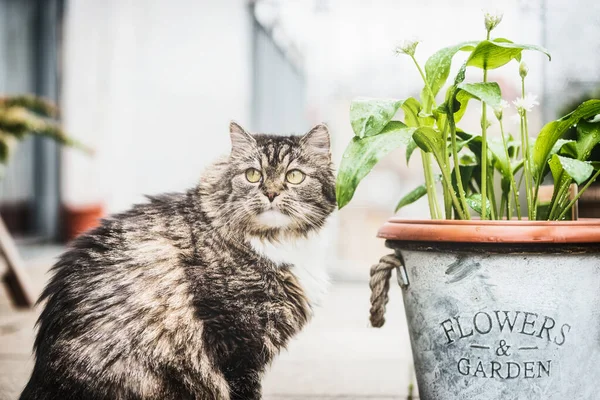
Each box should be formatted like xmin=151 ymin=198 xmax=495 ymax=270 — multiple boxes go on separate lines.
xmin=378 ymin=218 xmax=600 ymax=243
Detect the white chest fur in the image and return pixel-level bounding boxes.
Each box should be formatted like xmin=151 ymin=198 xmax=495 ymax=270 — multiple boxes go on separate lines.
xmin=249 ymin=217 xmax=336 ymax=310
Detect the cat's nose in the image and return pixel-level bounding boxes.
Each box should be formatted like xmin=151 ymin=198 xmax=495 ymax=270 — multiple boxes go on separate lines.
xmin=265 ymin=192 xmax=279 ymax=202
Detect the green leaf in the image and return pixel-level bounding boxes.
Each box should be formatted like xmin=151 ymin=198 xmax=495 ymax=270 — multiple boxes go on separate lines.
xmin=466 ymin=39 xmax=551 ymax=70
xmin=548 ymin=155 xmax=574 ymax=211
xmin=549 ymin=154 xmax=565 ymax=185
xmin=466 ymin=193 xmax=492 ymax=216
xmin=349 ymin=97 xmax=404 ymax=138
xmin=459 ymin=149 xmax=478 ymax=166
xmin=441 ymin=82 xmax=502 ymax=124
xmin=550 ymin=154 xmax=594 ymax=185
xmin=406 ymin=137 xmax=418 ymax=164
xmin=453 ymin=62 xmax=468 ymax=86
xmin=552 ymin=139 xmax=576 ymax=158
xmin=537 ymin=139 xmax=574 ymax=184
xmin=452 ymin=165 xmax=475 ymax=198
xmin=395 ymin=185 xmax=427 ymax=212
xmin=532 ymin=100 xmax=600 ymax=184
xmin=487 ymin=138 xmax=511 ymax=178
xmin=421 ymin=42 xmax=478 ymax=110
xmin=452 ymin=90 xmax=474 ymax=123
xmin=401 ymin=97 xmax=421 ymax=127
xmin=455 ymin=130 xmax=483 ymax=162
xmin=336 ymin=122 xmax=415 ymax=208
xmin=412 ymin=127 xmax=446 ymax=166
xmin=401 ymin=98 xmax=433 ymax=163
xmin=574 ymin=119 xmax=600 ymax=160
xmin=456 ymin=82 xmax=502 ymax=109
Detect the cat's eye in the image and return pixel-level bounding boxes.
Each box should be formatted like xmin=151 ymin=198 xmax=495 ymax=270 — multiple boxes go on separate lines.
xmin=286 ymin=169 xmax=305 ymax=184
xmin=245 ymin=168 xmax=262 ymax=183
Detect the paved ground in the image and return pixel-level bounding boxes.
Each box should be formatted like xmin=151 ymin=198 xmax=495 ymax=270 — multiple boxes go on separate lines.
xmin=0 ymin=247 xmax=416 ymax=400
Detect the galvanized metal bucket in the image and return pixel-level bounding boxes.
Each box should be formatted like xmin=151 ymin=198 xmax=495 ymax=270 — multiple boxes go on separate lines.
xmin=376 ymin=219 xmax=600 ymax=400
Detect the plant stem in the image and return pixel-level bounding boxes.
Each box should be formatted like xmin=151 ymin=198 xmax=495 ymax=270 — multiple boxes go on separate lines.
xmin=488 ymin=167 xmax=498 ymax=219
xmin=439 ymin=165 xmax=468 ymax=220
xmin=442 ymin=180 xmax=452 ymax=219
xmin=499 ymin=193 xmax=506 ymax=220
xmin=421 ymin=150 xmax=440 ymax=219
xmin=479 ymin=30 xmax=491 ymax=220
xmin=410 ymin=54 xmax=446 ymax=219
xmin=557 ymin=169 xmax=600 ymax=220
xmin=448 ymin=94 xmax=470 ymax=219
xmin=548 ymin=176 xmax=572 ymax=220
xmin=520 ymin=77 xmax=535 ymax=220
xmin=499 ymin=118 xmax=521 ymax=219
xmin=520 ymin=115 xmax=533 ymax=219
xmin=481 ymin=105 xmax=489 ymax=219
xmin=411 ymin=55 xmax=437 ymax=109
xmin=440 ymin=116 xmax=453 ymax=219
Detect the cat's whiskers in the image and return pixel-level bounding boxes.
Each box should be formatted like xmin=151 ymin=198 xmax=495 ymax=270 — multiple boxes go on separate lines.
xmin=281 ymin=201 xmax=326 ymax=231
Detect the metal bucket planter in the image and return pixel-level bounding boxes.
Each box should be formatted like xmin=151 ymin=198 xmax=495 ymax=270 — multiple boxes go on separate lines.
xmin=371 ymin=219 xmax=600 ymax=400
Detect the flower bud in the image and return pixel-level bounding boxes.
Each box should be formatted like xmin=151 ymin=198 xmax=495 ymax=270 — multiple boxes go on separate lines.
xmin=395 ymin=39 xmax=420 ymax=57
xmin=484 ymin=10 xmax=504 ymax=32
xmin=494 ymin=108 xmax=503 ymax=120
xmin=519 ymin=62 xmax=529 ymax=79
xmin=494 ymin=99 xmax=509 ymax=120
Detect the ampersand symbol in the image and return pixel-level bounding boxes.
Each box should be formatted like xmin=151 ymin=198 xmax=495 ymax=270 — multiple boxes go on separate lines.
xmin=495 ymin=340 xmax=511 ymax=357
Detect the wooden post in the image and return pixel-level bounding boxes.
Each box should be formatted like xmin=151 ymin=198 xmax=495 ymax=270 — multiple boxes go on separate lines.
xmin=0 ymin=216 xmax=36 ymax=307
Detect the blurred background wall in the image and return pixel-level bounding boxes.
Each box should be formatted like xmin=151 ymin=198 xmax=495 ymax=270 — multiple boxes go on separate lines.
xmin=1 ymin=0 xmax=600 ymax=278
xmin=61 ymin=0 xmax=253 ymax=213
xmin=0 ymin=0 xmax=62 ymax=240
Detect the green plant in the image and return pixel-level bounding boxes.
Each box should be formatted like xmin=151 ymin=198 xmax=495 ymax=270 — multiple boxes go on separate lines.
xmin=336 ymin=11 xmax=600 ymax=221
xmin=0 ymin=94 xmax=89 ymax=170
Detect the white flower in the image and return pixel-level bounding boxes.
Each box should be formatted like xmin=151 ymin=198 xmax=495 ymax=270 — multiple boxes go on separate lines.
xmin=395 ymin=38 xmax=421 ymax=57
xmin=513 ymin=93 xmax=539 ymax=114
xmin=494 ymin=99 xmax=510 ymax=120
xmin=483 ymin=9 xmax=504 ymax=32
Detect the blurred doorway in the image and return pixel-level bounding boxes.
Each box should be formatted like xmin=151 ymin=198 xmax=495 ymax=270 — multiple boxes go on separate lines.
xmin=0 ymin=0 xmax=63 ymax=241
xmin=251 ymin=2 xmax=308 ymax=134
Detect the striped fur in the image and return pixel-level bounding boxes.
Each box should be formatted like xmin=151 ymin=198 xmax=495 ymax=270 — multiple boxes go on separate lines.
xmin=20 ymin=123 xmax=336 ymax=400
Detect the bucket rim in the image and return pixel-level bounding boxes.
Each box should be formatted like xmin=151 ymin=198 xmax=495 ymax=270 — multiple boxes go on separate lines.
xmin=378 ymin=218 xmax=600 ymax=243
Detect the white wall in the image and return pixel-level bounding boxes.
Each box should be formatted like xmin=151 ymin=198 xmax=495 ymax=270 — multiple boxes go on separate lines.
xmin=61 ymin=0 xmax=252 ymax=212
xmin=544 ymin=0 xmax=600 ymax=120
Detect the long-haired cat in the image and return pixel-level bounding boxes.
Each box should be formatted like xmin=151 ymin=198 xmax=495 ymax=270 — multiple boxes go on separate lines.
xmin=20 ymin=122 xmax=336 ymax=400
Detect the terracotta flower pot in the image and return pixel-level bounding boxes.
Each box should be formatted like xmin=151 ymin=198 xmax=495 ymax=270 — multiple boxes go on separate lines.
xmin=62 ymin=204 xmax=105 ymax=242
xmin=373 ymin=219 xmax=600 ymax=400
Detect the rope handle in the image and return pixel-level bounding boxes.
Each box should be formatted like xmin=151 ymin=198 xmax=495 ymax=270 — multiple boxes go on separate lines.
xmin=369 ymin=253 xmax=403 ymax=328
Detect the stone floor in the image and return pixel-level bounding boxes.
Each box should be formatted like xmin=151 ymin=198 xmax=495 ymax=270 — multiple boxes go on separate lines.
xmin=0 ymin=247 xmax=416 ymax=400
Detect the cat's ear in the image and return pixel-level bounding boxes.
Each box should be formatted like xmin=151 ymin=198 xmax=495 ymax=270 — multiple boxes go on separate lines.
xmin=300 ymin=124 xmax=330 ymax=156
xmin=229 ymin=121 xmax=256 ymax=156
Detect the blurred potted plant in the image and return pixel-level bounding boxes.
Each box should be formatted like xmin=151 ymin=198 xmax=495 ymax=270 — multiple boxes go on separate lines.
xmin=336 ymin=11 xmax=600 ymax=400
xmin=0 ymin=95 xmax=87 ymax=162
xmin=0 ymin=94 xmax=89 ymax=306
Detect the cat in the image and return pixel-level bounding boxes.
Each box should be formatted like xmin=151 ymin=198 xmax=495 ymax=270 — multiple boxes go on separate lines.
xmin=20 ymin=122 xmax=336 ymax=400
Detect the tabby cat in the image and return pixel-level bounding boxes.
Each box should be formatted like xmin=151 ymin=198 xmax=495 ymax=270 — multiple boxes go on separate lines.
xmin=20 ymin=122 xmax=336 ymax=400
